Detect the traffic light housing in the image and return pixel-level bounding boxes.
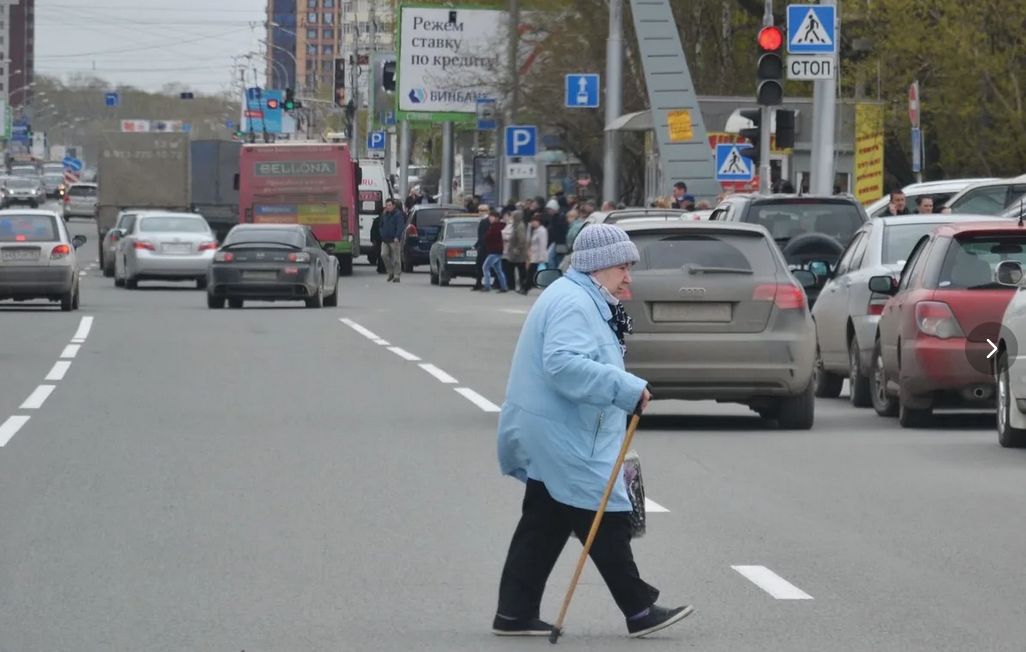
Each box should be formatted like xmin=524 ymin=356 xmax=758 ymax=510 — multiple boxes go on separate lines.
xmin=334 ymin=58 xmax=346 ymax=108
xmin=738 ymin=108 xmax=761 ymax=168
xmin=757 ymin=26 xmax=784 ymax=106
xmin=284 ymin=88 xmax=295 ymax=110
xmin=775 ymin=109 xmax=796 ymax=149
xmin=382 ymin=61 xmax=396 ymax=92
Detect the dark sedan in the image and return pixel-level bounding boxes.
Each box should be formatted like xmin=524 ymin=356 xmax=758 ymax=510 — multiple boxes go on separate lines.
xmin=206 ymin=224 xmax=340 ymax=309
xmin=428 ymin=216 xmax=480 ymax=285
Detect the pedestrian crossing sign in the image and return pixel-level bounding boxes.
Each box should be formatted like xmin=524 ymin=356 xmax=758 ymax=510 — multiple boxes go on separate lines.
xmin=715 ymin=144 xmax=754 ymax=182
xmin=786 ymin=5 xmax=836 ymax=55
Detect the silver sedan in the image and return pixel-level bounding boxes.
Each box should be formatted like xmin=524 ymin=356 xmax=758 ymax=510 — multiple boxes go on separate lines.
xmin=113 ymin=212 xmax=218 ymax=289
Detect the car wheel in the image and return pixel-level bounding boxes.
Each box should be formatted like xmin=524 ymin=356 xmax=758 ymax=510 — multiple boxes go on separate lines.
xmin=898 ymin=393 xmax=932 ymax=428
xmin=125 ymin=276 xmax=138 ymax=289
xmin=60 ymin=286 xmax=74 ymax=312
xmin=774 ymin=381 xmax=815 ymax=430
xmin=997 ymin=351 xmax=1026 ymax=447
xmin=870 ymin=338 xmax=899 ymax=417
xmin=227 ymin=298 xmax=243 ymax=309
xmin=848 ymin=336 xmax=873 ymax=408
xmin=440 ymin=267 xmax=451 ymax=286
xmin=305 ymin=276 xmax=324 ymax=308
xmin=207 ymin=294 xmax=225 ymax=309
xmin=323 ymin=276 xmax=339 ymax=307
xmin=103 ymin=259 xmax=115 ymax=278
xmin=71 ymin=283 xmax=80 ymax=311
xmin=812 ymin=346 xmax=843 ymax=398
xmin=430 ymin=264 xmax=439 ymax=285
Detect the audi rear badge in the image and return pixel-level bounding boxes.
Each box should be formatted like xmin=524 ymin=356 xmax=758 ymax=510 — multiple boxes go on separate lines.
xmin=679 ymin=287 xmax=707 ymax=298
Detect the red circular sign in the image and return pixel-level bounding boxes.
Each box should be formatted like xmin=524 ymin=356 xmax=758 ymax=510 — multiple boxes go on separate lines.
xmin=908 ymin=82 xmax=920 ymax=127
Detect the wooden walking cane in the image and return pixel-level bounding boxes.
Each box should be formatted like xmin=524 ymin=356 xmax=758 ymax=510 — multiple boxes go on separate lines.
xmin=549 ymin=397 xmax=645 ymax=644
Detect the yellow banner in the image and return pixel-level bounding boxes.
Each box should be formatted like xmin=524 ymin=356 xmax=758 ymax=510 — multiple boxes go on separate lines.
xmin=298 ymin=204 xmax=339 ymax=225
xmin=667 ymin=110 xmax=694 ymax=142
xmin=854 ymin=103 xmax=885 ymax=206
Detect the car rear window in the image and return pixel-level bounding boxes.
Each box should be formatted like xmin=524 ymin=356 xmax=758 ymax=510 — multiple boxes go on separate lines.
xmin=139 ymin=216 xmax=210 ymax=233
xmin=68 ymin=185 xmax=97 ymax=197
xmin=445 ymin=221 xmax=478 ymax=239
xmin=44 ymin=174 xmax=63 ymax=184
xmin=0 ymin=214 xmax=58 ymax=241
xmin=746 ymin=201 xmax=864 ymax=244
xmin=606 ymin=211 xmax=680 ymax=224
xmin=630 ymin=230 xmax=778 ymax=274
xmin=225 ymin=228 xmax=304 ymax=247
xmin=938 ymin=234 xmax=1026 ymax=289
xmin=415 ymin=208 xmax=463 ymax=229
xmin=883 ymin=223 xmax=948 ymax=265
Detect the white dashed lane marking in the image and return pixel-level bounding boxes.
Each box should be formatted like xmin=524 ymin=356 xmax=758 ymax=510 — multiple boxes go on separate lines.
xmin=419 ymin=363 xmax=458 ymax=384
xmin=454 ymin=387 xmax=501 ymax=412
xmin=1 ymin=316 xmax=95 ymax=448
xmin=732 ymin=566 xmax=813 ymax=600
xmin=20 ymin=385 xmax=55 ymax=410
xmin=387 ymin=346 xmax=421 ymax=361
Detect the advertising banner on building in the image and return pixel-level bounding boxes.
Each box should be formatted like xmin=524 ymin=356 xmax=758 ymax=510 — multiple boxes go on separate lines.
xmin=853 ymin=103 xmax=885 ymax=206
xmin=396 ymin=5 xmax=505 ymax=122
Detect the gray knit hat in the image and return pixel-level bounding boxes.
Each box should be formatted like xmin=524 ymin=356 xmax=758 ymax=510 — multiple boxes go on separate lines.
xmin=570 ymin=223 xmax=640 ymax=273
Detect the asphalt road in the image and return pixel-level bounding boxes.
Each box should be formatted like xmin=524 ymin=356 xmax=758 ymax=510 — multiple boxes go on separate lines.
xmin=2 ymin=214 xmax=1025 ymax=651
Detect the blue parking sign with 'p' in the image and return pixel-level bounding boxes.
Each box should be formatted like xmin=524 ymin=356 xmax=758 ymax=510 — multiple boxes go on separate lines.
xmin=504 ymin=126 xmax=538 ymax=157
xmin=367 ymin=131 xmax=386 ymax=150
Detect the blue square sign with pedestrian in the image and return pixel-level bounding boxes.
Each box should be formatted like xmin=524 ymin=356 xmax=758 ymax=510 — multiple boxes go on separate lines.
xmin=715 ymin=144 xmax=754 ymax=182
xmin=787 ymin=4 xmax=836 ymax=54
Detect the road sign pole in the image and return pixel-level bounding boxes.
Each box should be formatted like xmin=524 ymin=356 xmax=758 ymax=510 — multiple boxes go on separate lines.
xmin=441 ymin=121 xmax=454 ymax=204
xmin=603 ymin=0 xmax=624 ymax=205
xmin=398 ymin=119 xmax=411 ymax=200
xmin=759 ymin=0 xmax=773 ymax=195
xmin=810 ymin=0 xmax=838 ymax=195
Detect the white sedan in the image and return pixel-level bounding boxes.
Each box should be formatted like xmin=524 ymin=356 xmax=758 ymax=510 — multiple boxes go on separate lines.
xmin=0 ymin=209 xmax=86 ymax=311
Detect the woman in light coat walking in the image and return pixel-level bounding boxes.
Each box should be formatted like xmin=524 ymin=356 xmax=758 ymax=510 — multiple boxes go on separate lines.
xmin=493 ymin=223 xmax=694 ymax=639
xmin=503 ymin=210 xmax=529 ymax=292
xmin=520 ymin=213 xmax=548 ymax=295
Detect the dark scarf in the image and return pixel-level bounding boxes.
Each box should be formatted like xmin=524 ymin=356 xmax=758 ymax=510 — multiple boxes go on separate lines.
xmin=608 ymin=301 xmax=634 ymax=355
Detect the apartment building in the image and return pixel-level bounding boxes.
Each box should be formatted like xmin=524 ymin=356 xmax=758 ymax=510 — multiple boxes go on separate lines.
xmin=266 ymin=0 xmax=392 ymax=96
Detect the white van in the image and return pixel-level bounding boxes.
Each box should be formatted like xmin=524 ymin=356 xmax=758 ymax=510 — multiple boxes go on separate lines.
xmin=357 ymin=161 xmax=394 ymax=263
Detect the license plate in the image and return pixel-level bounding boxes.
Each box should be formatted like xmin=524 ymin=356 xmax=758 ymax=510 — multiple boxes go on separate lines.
xmin=161 ymin=243 xmax=191 ymax=254
xmin=652 ymin=302 xmax=732 ymax=323
xmin=1 ymin=249 xmax=39 ymax=261
xmin=467 ymin=248 xmax=476 ymax=256
xmin=243 ymin=271 xmax=278 ymax=280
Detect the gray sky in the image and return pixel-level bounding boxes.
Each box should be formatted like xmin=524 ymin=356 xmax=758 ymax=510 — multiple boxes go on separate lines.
xmin=37 ymin=0 xmax=267 ymax=95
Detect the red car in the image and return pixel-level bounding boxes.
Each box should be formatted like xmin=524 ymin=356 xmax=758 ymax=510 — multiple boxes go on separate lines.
xmin=867 ymin=221 xmax=1025 ymax=427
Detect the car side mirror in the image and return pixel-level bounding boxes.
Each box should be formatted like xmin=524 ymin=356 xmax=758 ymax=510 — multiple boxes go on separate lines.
xmin=996 ymin=260 xmax=1024 ymax=286
xmin=868 ymin=275 xmax=897 ymax=294
xmin=535 ymin=268 xmax=563 ymax=288
xmin=809 ymin=260 xmax=831 ymax=278
xmin=792 ymin=269 xmax=817 ymax=288
xmin=109 ymin=228 xmax=124 ymax=241
xmin=323 ymin=242 xmax=336 ymax=252
xmin=72 ymin=235 xmax=87 ymax=249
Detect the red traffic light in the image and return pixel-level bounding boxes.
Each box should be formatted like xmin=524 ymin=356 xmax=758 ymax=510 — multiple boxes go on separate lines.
xmin=758 ymin=26 xmax=783 ymax=52
xmin=266 ymin=98 xmax=279 ymax=109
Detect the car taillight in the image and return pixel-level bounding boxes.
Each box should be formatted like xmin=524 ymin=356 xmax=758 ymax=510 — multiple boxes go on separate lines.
xmin=63 ymin=194 xmax=70 ymax=203
xmin=446 ymin=249 xmax=462 ymax=258
xmin=753 ymin=284 xmax=805 ymax=310
xmin=198 ymin=241 xmax=218 ymax=251
xmin=134 ymin=240 xmax=156 ymax=250
xmin=915 ymin=301 xmax=965 ymax=338
xmin=50 ymin=244 xmax=70 ymax=259
xmin=867 ymin=293 xmax=890 ymax=316
xmin=407 ymin=224 xmax=418 ymax=237
xmin=214 ymin=251 xmax=233 ymax=262
xmin=288 ymin=251 xmax=311 ymax=262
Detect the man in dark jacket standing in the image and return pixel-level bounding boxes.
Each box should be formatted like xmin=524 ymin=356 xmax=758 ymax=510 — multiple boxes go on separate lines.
xmin=471 ymin=211 xmax=491 ymax=291
xmin=379 ymin=199 xmax=406 ymax=283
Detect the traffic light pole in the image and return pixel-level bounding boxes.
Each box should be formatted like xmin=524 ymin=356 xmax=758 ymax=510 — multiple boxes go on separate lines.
xmin=811 ymin=0 xmax=838 ymax=195
xmin=759 ymin=0 xmax=773 ymax=195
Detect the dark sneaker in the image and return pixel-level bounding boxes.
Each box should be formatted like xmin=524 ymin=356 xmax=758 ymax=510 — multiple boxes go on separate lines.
xmin=392 ymin=277 xmax=400 ymax=283
xmin=386 ymin=275 xmax=394 ymax=282
xmin=626 ymin=604 xmax=694 ymax=638
xmin=492 ymin=615 xmax=553 ymax=636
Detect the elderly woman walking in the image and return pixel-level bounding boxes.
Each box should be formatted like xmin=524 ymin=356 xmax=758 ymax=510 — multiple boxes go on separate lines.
xmin=492 ymin=224 xmax=694 ymax=639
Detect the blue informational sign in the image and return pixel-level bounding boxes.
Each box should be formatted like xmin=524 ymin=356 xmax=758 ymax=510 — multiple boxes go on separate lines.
xmin=225 ymin=119 xmax=234 ymax=130
xmin=381 ymin=110 xmax=396 ymax=126
xmin=63 ymin=157 xmax=83 ymax=172
xmin=786 ymin=5 xmax=836 ymax=55
xmin=367 ymin=131 xmax=386 ymax=150
xmin=182 ymin=123 xmax=191 ymax=133
xmin=105 ymin=92 xmax=119 ymax=107
xmin=714 ymin=143 xmax=754 ymax=182
xmin=243 ymin=88 xmax=285 ymax=133
xmin=11 ymin=117 xmax=29 ymax=144
xmin=504 ymin=126 xmax=538 ymax=158
xmin=911 ymin=127 xmax=922 ymax=173
xmin=564 ymin=74 xmax=600 ymax=108
xmin=476 ymin=98 xmax=497 ymax=130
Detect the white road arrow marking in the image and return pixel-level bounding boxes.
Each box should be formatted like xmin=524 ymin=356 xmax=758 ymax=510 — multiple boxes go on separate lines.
xmin=987 ymin=338 xmax=998 ymax=359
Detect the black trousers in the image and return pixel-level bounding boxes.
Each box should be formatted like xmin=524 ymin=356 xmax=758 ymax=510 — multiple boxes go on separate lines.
xmin=503 ymin=259 xmax=527 ymax=291
xmin=523 ymin=263 xmax=540 ymax=292
xmin=496 ymin=479 xmax=658 ymax=620
xmin=473 ymin=248 xmax=487 ymax=287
